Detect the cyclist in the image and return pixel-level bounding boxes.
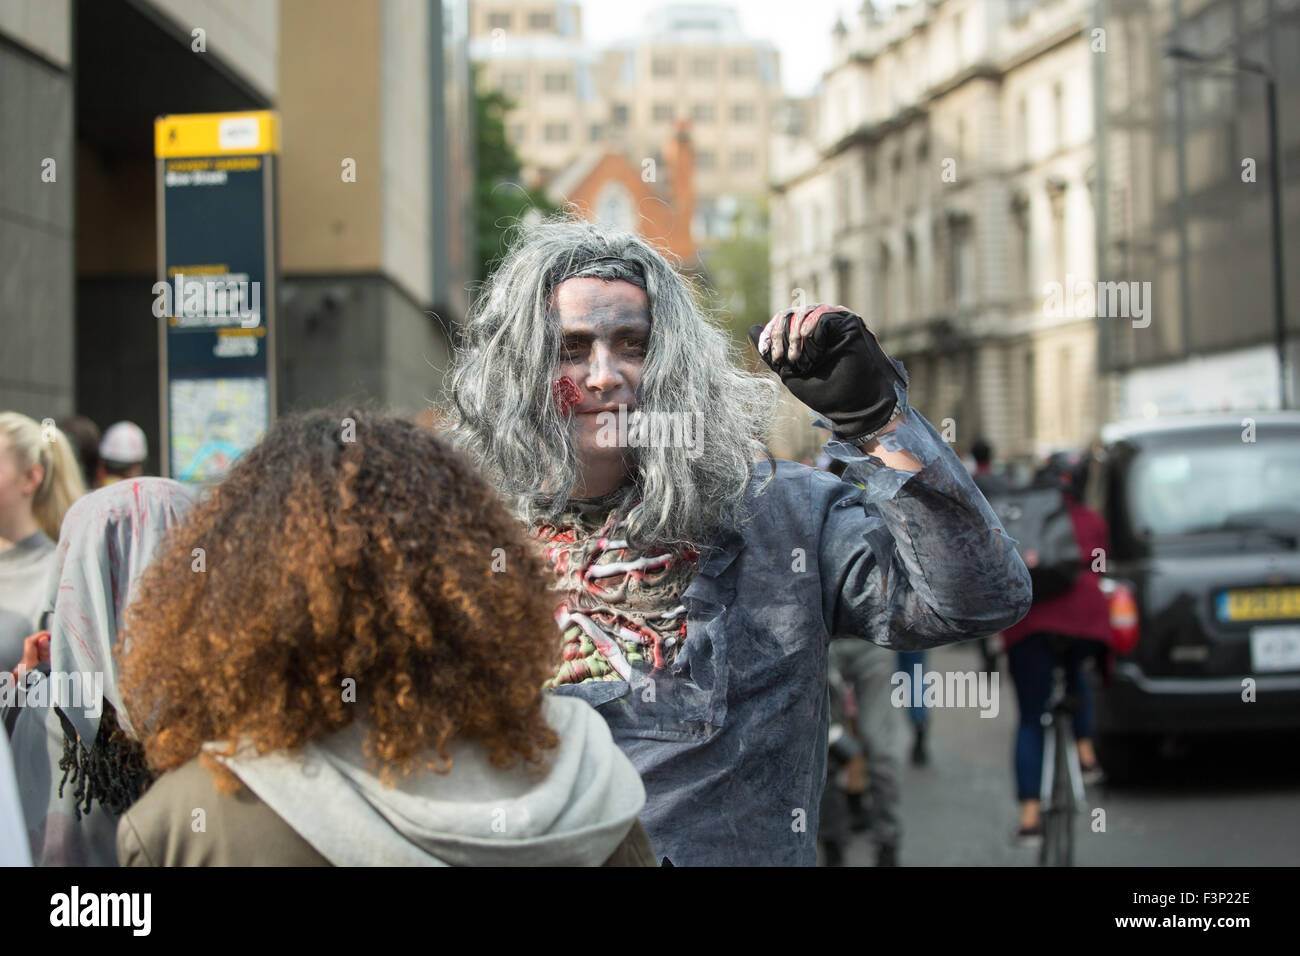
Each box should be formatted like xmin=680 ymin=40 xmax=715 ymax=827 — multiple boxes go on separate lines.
xmin=1004 ymin=450 xmax=1111 ymax=844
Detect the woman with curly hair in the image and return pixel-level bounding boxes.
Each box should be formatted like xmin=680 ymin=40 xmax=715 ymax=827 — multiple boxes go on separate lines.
xmin=115 ymin=408 xmax=653 ymax=866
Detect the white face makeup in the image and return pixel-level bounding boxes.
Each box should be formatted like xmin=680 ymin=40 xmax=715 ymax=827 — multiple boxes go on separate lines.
xmin=552 ymin=276 xmax=651 ymax=493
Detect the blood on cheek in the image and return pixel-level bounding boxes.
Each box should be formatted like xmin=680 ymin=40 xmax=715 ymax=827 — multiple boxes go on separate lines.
xmin=552 ymin=375 xmax=583 ymax=416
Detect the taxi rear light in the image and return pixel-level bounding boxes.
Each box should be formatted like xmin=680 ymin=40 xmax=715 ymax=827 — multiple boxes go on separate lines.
xmin=1105 ymin=579 xmax=1140 ymax=655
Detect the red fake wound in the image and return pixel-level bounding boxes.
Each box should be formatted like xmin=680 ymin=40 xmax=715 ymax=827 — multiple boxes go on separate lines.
xmin=553 ymin=376 xmax=582 ymax=415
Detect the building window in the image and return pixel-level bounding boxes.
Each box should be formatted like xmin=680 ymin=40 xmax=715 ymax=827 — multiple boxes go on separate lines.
xmin=500 ymin=72 xmax=524 ymax=95
xmin=589 ymin=123 xmax=603 ymax=142
xmin=1017 ymin=96 xmax=1029 ymax=163
xmin=594 ymin=182 xmax=635 ymax=233
xmin=543 ymin=72 xmax=570 ymax=93
xmin=731 ymin=102 xmax=755 ymax=123
xmin=951 ymin=221 xmax=974 ymax=310
xmin=611 ymin=103 xmax=629 ymax=125
xmin=731 ymin=56 xmax=755 ymax=76
xmin=1024 ymin=348 xmax=1036 ymax=445
xmin=836 ymin=257 xmax=852 ymax=307
xmin=1049 ymin=185 xmax=1067 ymax=281
xmin=915 ymin=139 xmax=928 ymax=205
xmin=528 ymin=11 xmax=552 ymax=30
xmin=692 ymin=57 xmax=716 ymax=77
xmin=1052 ymin=81 xmax=1065 ymax=152
xmin=696 ymin=150 xmax=716 ymax=171
xmin=835 ymin=172 xmax=850 ymax=232
xmin=731 ymin=150 xmax=755 ymax=170
xmin=1058 ymin=346 xmax=1073 ymax=436
xmin=1012 ymin=196 xmax=1032 ymax=298
xmin=692 ymin=103 xmax=715 ymax=123
xmin=652 ymin=55 xmax=675 ymax=76
xmin=877 ymin=243 xmax=892 ymax=328
xmin=487 ymin=12 xmax=511 ymax=30
xmin=905 ymin=232 xmax=919 ymax=319
xmin=509 ymin=123 xmax=527 ymax=144
xmin=652 ymin=102 xmax=674 ymax=122
xmin=543 ymin=122 xmax=569 ymax=142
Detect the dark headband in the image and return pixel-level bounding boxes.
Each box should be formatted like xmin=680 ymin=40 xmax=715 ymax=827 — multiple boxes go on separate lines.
xmin=551 ymin=255 xmax=647 ymax=290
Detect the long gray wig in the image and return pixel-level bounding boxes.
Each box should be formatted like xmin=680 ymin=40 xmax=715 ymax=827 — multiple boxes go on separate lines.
xmin=448 ymin=214 xmax=778 ymax=551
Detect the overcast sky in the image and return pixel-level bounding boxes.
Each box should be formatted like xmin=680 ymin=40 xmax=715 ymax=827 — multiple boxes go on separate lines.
xmin=581 ymin=0 xmax=859 ymax=97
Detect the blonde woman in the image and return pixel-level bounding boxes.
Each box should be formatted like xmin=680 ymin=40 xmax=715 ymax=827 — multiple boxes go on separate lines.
xmin=0 ymin=412 xmax=86 ymax=668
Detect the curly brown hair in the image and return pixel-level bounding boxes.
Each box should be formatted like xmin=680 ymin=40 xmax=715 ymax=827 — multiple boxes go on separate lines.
xmin=118 ymin=407 xmax=561 ymax=792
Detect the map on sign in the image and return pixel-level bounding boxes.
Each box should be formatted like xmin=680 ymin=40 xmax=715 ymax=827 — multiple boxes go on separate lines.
xmin=169 ymin=377 xmax=268 ymax=483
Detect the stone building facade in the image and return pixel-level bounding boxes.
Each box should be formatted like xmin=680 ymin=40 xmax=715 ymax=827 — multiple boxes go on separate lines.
xmin=770 ymin=0 xmax=1100 ymax=465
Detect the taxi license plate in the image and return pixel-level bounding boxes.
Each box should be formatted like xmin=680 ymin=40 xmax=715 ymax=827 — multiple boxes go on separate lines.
xmin=1216 ymin=587 xmax=1300 ymax=622
xmin=1250 ymin=626 xmax=1300 ymax=672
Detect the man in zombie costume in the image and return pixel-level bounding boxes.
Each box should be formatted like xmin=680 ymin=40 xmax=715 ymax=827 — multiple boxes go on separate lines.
xmin=449 ymin=216 xmax=1031 ymax=866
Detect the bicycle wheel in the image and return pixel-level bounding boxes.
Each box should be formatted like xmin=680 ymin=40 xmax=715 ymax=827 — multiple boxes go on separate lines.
xmin=1054 ymin=717 xmax=1076 ymax=866
xmin=1038 ymin=716 xmax=1056 ymax=867
xmin=1041 ymin=715 xmax=1075 ymax=866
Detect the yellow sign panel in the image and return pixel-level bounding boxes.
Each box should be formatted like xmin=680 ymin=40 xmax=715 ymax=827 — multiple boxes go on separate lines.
xmin=1222 ymin=587 xmax=1300 ymax=622
xmin=155 ymin=111 xmax=280 ymax=158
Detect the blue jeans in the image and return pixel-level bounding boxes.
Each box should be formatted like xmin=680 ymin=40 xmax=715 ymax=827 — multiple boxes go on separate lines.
xmin=1007 ymin=634 xmax=1101 ymax=802
xmin=895 ymin=650 xmax=928 ymax=729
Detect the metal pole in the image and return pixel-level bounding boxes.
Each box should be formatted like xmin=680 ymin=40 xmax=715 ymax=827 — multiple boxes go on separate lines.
xmin=1171 ymin=1 xmax=1193 ymax=364
xmin=1265 ymin=76 xmax=1288 ymax=408
xmin=1093 ymin=0 xmax=1111 ymax=409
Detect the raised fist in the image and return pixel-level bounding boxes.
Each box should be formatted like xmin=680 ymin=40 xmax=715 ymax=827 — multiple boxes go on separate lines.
xmin=749 ymin=305 xmax=904 ymax=442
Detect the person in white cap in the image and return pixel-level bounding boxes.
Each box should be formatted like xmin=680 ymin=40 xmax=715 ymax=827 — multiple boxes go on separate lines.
xmin=97 ymin=422 xmax=148 ymax=487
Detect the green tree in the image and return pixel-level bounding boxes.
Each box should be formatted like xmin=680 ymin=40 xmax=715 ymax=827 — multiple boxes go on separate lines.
xmin=473 ymin=64 xmax=557 ymax=285
xmin=698 ymin=196 xmax=772 ymax=351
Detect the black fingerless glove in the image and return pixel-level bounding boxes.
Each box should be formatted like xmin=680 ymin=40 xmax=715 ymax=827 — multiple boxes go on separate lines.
xmin=748 ymin=310 xmax=904 ymax=442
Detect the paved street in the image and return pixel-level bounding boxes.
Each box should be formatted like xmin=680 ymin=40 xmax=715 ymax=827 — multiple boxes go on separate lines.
xmin=841 ymin=643 xmax=1300 ymax=866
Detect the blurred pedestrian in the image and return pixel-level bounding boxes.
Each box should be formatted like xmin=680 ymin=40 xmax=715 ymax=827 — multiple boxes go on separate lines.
xmin=115 ymin=410 xmax=653 ymax=866
xmin=832 ymin=638 xmax=907 ymax=865
xmin=57 ymin=416 xmax=101 ymax=493
xmin=817 ymin=646 xmax=862 ymax=866
xmin=96 ymin=421 xmax=148 ymax=487
xmin=896 ymin=649 xmax=931 ymax=765
xmin=824 ymin=459 xmax=911 ymax=859
xmin=0 ymin=412 xmax=86 ymax=667
xmin=970 ymin=438 xmax=1011 ymax=497
xmin=6 ymin=477 xmax=193 ymax=866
